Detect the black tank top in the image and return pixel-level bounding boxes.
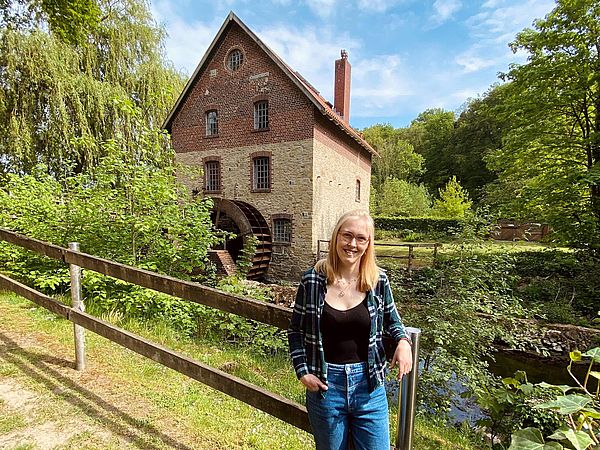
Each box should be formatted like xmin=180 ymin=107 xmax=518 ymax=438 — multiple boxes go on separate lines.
xmin=321 ymin=297 xmax=370 ymax=364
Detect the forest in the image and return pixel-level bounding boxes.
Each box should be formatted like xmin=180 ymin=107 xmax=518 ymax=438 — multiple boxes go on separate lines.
xmin=1 ymin=0 xmax=600 ymax=449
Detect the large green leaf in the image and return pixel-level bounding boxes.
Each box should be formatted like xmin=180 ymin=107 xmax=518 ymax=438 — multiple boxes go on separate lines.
xmin=548 ymin=427 xmax=594 ymax=450
xmin=535 ymin=395 xmax=591 ymax=414
xmin=583 ymin=348 xmax=600 ymax=363
xmin=508 ymin=428 xmax=563 ymax=450
xmin=537 ymin=382 xmax=576 ymax=394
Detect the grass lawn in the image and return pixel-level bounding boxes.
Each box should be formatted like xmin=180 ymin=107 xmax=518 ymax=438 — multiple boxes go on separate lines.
xmin=375 ymin=238 xmax=563 ymax=269
xmin=0 ymin=291 xmax=482 ymax=449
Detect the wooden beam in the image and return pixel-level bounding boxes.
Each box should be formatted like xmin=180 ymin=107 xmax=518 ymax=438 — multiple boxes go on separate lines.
xmin=0 ymin=274 xmax=69 ymax=318
xmin=63 ymin=251 xmax=292 ymax=330
xmin=0 ymin=228 xmax=293 ymax=330
xmin=69 ymin=310 xmax=311 ymax=433
xmin=0 ymin=229 xmax=65 ymax=261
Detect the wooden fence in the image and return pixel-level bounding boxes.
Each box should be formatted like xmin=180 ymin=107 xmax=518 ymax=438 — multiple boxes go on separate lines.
xmin=0 ymin=228 xmax=310 ymax=432
xmin=317 ymin=240 xmax=441 ymax=274
xmin=0 ymin=228 xmax=421 ymax=449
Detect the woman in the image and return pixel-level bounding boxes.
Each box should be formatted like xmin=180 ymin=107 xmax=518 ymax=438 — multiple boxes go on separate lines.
xmin=288 ymin=210 xmax=412 ymax=450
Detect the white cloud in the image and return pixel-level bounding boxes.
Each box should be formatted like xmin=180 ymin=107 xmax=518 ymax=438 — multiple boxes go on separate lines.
xmin=455 ymin=49 xmax=496 ymax=73
xmin=468 ymin=0 xmax=554 ymax=39
xmin=453 ymin=0 xmax=554 ymax=76
xmin=257 ymin=25 xmax=360 ymax=101
xmin=304 ymin=0 xmax=338 ymax=18
xmin=356 ymin=0 xmax=402 ymax=13
xmin=151 ymin=0 xmax=222 ymax=74
xmin=351 ymin=55 xmax=415 ymax=117
xmin=430 ymin=0 xmax=462 ymax=27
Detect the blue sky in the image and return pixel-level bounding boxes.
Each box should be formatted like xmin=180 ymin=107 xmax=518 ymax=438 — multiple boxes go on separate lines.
xmin=150 ymin=0 xmax=555 ymax=130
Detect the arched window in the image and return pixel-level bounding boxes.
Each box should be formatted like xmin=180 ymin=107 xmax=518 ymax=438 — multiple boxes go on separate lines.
xmin=205 ymin=110 xmax=218 ymax=136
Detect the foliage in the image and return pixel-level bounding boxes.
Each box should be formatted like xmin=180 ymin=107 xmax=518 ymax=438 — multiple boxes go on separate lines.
xmin=508 ymin=348 xmax=600 ymax=450
xmin=0 ymin=118 xmax=221 ymax=280
xmin=487 ymin=0 xmax=600 ymax=249
xmin=474 ymin=370 xmax=561 ymax=447
xmin=196 ymin=276 xmax=288 ymax=355
xmin=1 ymin=0 xmax=101 ymax=45
xmin=431 ymin=176 xmax=473 ymax=219
xmin=383 ymin=248 xmax=527 ymax=416
xmin=442 ymin=87 xmax=503 ymax=201
xmin=407 ymin=108 xmax=456 ymax=193
xmin=374 ymin=215 xmax=464 ymax=236
xmin=0 ymin=0 xmax=184 ymax=176
xmin=236 ymin=235 xmax=259 ymax=277
xmin=362 ymin=123 xmax=425 ymax=192
xmin=510 ymin=250 xmax=600 ymax=324
xmin=373 ymin=178 xmax=431 ymax=217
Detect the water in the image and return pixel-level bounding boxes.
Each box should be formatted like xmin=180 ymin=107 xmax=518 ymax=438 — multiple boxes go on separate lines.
xmin=388 ymin=352 xmax=586 ymax=425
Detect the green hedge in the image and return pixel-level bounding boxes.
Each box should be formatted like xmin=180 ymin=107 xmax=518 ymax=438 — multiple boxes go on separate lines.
xmin=374 ymin=216 xmax=465 ymax=234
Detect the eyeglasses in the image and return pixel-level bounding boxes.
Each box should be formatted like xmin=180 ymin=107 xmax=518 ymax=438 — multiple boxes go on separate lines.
xmin=338 ymin=231 xmax=369 ymax=246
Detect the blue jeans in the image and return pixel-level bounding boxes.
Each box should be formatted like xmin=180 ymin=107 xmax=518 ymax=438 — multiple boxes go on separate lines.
xmin=306 ymin=362 xmax=390 ymax=450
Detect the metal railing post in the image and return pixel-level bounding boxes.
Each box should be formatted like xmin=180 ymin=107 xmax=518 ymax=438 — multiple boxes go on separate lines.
xmin=68 ymin=242 xmax=86 ymax=371
xmin=396 ymin=327 xmax=421 ymax=450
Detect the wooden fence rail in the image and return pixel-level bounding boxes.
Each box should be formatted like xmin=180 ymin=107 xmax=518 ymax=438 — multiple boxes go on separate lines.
xmin=317 ymin=239 xmax=441 ymax=274
xmin=0 ymin=228 xmax=292 ymax=330
xmin=0 ymin=228 xmax=311 ymax=433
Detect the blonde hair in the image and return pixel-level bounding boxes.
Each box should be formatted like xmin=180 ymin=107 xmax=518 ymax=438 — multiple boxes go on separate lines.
xmin=315 ymin=209 xmax=380 ymax=291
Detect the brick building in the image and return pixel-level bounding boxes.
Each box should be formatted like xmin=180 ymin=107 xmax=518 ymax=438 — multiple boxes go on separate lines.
xmin=164 ymin=12 xmax=376 ymax=280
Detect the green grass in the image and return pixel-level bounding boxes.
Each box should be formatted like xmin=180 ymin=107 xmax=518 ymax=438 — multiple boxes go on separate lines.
xmin=0 ymin=410 xmax=26 ymax=434
xmin=0 ymin=290 xmax=483 ymax=449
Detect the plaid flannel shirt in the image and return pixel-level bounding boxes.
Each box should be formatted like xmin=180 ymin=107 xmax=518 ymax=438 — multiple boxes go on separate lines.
xmin=288 ymin=268 xmax=407 ymax=392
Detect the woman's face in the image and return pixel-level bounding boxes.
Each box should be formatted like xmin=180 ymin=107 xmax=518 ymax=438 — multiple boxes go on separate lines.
xmin=335 ymin=217 xmax=370 ymax=268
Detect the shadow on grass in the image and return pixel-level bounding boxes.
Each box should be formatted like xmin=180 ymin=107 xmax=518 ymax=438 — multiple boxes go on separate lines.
xmin=0 ymin=332 xmax=195 ymax=450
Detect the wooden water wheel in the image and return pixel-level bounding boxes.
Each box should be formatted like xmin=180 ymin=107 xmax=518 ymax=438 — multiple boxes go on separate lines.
xmin=212 ymin=199 xmax=272 ymax=280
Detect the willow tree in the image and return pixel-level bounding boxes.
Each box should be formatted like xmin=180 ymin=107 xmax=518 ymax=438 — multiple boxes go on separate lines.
xmin=0 ymin=0 xmax=185 ymax=176
xmin=487 ymin=0 xmax=600 ymax=247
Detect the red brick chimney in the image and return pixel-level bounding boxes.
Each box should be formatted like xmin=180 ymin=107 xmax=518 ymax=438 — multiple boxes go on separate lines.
xmin=334 ymin=49 xmax=351 ymax=122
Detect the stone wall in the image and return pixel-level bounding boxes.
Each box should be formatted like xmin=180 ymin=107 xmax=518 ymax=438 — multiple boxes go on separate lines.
xmin=176 ymin=139 xmax=315 ymax=280
xmin=312 ymin=117 xmax=372 ymax=251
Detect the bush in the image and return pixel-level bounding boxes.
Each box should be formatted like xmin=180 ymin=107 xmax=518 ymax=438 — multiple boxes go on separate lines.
xmin=381 ymin=249 xmax=527 ymax=417
xmin=374 ymin=216 xmax=465 ymax=235
xmin=510 ymin=250 xmax=600 ymax=323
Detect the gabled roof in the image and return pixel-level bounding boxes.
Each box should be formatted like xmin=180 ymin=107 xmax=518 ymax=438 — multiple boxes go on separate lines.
xmin=162 ymin=12 xmax=377 ymax=156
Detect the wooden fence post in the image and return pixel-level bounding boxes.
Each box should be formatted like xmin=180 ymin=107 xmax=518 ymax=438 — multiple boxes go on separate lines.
xmin=69 ymin=242 xmax=86 ymax=371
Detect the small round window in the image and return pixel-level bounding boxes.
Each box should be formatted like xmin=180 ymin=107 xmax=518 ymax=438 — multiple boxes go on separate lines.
xmin=227 ymin=49 xmax=244 ymax=71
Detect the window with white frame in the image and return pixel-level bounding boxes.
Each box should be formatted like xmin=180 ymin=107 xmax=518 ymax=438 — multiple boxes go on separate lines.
xmin=206 ymin=110 xmax=218 ymax=136
xmin=273 ymin=218 xmax=291 ymax=243
xmin=253 ymin=100 xmax=269 ymax=130
xmin=252 ymin=156 xmax=270 ymax=190
xmin=204 ymin=160 xmax=220 ymax=192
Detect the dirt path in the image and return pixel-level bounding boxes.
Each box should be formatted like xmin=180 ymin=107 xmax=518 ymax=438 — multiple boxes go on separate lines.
xmin=0 ymin=323 xmax=205 ymax=450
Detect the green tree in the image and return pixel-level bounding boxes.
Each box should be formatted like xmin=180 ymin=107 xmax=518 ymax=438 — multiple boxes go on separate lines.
xmin=487 ymin=0 xmax=600 ymax=247
xmin=443 ymin=86 xmax=504 ymax=201
xmin=362 ymin=123 xmax=425 ymax=192
xmin=408 ymin=108 xmax=455 ymax=193
xmin=0 ymin=0 xmax=184 ymax=177
xmin=431 ymin=176 xmax=472 ymax=219
xmin=375 ymin=178 xmax=431 ymax=217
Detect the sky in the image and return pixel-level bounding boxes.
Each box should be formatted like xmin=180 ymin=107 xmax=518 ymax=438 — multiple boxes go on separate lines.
xmin=150 ymin=0 xmax=556 ymax=130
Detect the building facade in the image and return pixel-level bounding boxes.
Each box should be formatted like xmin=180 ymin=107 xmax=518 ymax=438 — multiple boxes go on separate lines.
xmin=164 ymin=12 xmax=376 ymax=280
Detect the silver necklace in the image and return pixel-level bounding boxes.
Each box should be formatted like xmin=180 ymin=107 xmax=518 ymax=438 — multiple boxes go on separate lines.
xmin=337 ymin=278 xmax=357 ymax=297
